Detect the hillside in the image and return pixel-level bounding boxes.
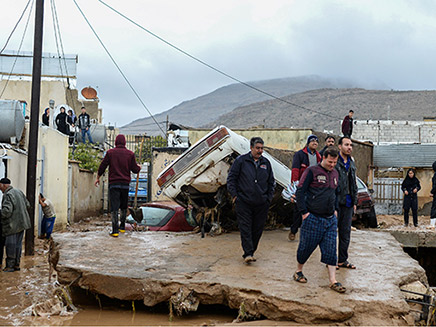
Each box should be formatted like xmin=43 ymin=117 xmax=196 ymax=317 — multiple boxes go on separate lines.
xmin=120 ymin=75 xmax=379 ymax=135
xmin=206 ymin=88 xmax=436 ymax=133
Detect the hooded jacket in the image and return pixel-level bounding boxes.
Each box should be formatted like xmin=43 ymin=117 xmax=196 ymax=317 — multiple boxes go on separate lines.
xmin=1 ymin=186 xmax=31 ymax=237
xmin=97 ymin=134 xmax=140 ymax=185
xmin=401 ymin=173 xmax=421 ymax=199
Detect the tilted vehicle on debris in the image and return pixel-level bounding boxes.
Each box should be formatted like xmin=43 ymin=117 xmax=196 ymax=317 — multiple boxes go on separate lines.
xmin=156 ymin=126 xmax=291 ymax=235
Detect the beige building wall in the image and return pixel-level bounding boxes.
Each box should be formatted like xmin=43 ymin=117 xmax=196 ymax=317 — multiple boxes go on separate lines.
xmin=69 ymin=161 xmax=105 ymax=222
xmin=150 ymin=148 xmax=186 ymax=202
xmin=0 ymin=80 xmax=67 ymax=117
xmin=38 ymin=126 xmax=69 ymax=231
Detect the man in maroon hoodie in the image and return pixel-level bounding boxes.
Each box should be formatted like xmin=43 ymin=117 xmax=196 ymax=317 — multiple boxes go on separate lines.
xmin=95 ymin=134 xmax=140 ymax=237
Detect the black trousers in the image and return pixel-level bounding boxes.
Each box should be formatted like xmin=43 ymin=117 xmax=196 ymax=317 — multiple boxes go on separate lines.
xmin=403 ymin=196 xmax=418 ymax=226
xmin=431 ymin=196 xmax=436 ymax=219
xmin=109 ymin=187 xmax=129 ymax=234
xmin=337 ymin=205 xmax=354 ymax=264
xmin=235 ymin=199 xmax=269 ymax=258
xmin=290 ymin=205 xmax=302 ymax=235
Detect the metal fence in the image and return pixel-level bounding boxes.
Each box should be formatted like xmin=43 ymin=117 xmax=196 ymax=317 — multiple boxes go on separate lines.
xmin=106 ymin=133 xmax=167 ymax=163
xmin=373 ymin=178 xmax=403 ymax=204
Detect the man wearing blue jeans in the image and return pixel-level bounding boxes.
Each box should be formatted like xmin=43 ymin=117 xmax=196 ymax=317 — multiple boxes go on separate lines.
xmin=293 ymin=148 xmax=346 ymax=293
xmin=78 ymin=106 xmax=93 ymax=143
xmin=39 ymin=193 xmax=56 ymax=239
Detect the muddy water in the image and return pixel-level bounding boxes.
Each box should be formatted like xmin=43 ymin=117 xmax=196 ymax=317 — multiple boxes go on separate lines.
xmin=0 ymin=240 xmax=235 ymax=326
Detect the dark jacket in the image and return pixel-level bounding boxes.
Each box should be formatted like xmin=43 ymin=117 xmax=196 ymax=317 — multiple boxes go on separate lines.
xmin=0 ymin=186 xmax=31 ymax=237
xmin=55 ymin=112 xmax=69 ymax=135
xmin=431 ymin=161 xmax=436 ymax=195
xmin=335 ymin=154 xmax=358 ymax=206
xmin=342 ymin=115 xmax=353 ymax=136
xmin=296 ymin=164 xmax=339 ymax=217
xmin=402 ymin=176 xmax=421 ymax=199
xmin=42 ymin=112 xmax=49 ymax=126
xmin=78 ymin=112 xmax=91 ymax=130
xmin=227 ymin=152 xmax=275 ymax=206
xmin=291 ymin=147 xmax=321 ymax=183
xmin=97 ymin=134 xmax=140 ymax=185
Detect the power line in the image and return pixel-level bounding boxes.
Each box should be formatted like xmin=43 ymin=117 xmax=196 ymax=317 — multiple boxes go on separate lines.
xmin=0 ymin=0 xmax=35 ymax=98
xmin=72 ymin=0 xmax=167 ymax=137
xmin=50 ymin=0 xmax=75 ymax=108
xmin=97 ymin=0 xmax=340 ymax=121
xmin=0 ymin=0 xmax=33 ymax=54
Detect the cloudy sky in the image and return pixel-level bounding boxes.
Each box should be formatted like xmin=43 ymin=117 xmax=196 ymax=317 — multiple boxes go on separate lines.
xmin=2 ymin=0 xmax=436 ymax=126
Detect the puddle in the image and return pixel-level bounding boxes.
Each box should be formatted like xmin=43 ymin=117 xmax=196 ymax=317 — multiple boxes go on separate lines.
xmin=0 ymin=239 xmax=235 ymax=326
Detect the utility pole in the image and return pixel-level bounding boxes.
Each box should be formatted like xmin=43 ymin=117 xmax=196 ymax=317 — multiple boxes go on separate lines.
xmin=25 ymin=0 xmax=44 ymax=255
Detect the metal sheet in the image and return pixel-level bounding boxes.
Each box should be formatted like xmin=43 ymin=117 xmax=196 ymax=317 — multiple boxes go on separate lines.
xmin=374 ymin=144 xmax=436 ymax=168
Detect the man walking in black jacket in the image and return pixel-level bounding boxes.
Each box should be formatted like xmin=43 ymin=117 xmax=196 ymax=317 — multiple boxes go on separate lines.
xmin=335 ymin=136 xmax=358 ymax=269
xmin=227 ymin=137 xmax=275 ymax=264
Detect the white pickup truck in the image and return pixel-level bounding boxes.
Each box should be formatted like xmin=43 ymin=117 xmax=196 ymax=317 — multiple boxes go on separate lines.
xmin=156 ymin=126 xmax=291 ymax=235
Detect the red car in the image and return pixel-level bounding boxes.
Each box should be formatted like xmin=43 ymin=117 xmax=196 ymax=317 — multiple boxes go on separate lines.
xmin=126 ymin=201 xmax=197 ymax=232
xmin=354 ymin=177 xmax=378 ymax=228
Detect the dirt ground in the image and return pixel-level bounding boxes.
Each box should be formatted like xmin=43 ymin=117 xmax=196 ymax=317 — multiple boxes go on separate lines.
xmin=0 ymin=213 xmax=428 ymax=326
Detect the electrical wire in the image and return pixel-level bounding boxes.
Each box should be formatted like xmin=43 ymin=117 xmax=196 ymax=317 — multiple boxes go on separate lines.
xmin=72 ymin=0 xmax=167 ymax=137
xmin=50 ymin=0 xmax=75 ymax=108
xmin=0 ymin=0 xmax=33 ymax=54
xmin=0 ymin=0 xmax=35 ymax=98
xmin=97 ymin=0 xmax=340 ymax=121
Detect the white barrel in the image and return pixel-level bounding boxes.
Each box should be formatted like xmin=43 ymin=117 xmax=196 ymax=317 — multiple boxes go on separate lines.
xmin=0 ymin=100 xmax=25 ymax=142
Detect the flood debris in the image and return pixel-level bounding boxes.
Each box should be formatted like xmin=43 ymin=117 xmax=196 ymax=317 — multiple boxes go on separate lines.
xmin=30 ymin=283 xmax=77 ymax=317
xmin=169 ymin=287 xmax=199 ymax=318
xmin=233 ymin=301 xmax=261 ymax=323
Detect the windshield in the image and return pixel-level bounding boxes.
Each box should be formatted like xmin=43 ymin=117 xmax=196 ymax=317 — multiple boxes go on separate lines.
xmin=140 ymin=206 xmax=174 ymax=226
xmin=356 ymin=178 xmax=367 ymax=191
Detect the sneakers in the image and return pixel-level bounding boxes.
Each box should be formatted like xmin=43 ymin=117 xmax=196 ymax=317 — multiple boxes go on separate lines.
xmin=119 ymin=229 xmax=125 ymax=233
xmin=288 ymin=231 xmax=296 ymax=241
xmin=3 ymin=267 xmax=14 ymax=272
xmin=110 ymin=233 xmax=119 ymax=237
xmin=14 ymin=266 xmax=20 ymax=271
xmin=244 ymin=256 xmax=255 ymax=264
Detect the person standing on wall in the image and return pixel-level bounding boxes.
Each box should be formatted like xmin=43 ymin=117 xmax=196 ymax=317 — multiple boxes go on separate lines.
xmin=78 ymin=106 xmax=94 ymax=144
xmin=55 ymin=106 xmax=69 ymax=135
xmin=401 ymin=169 xmax=421 ymax=228
xmin=95 ymin=134 xmax=140 ymax=237
xmin=0 ymin=178 xmax=31 ymax=272
xmin=227 ymin=137 xmax=275 ymax=264
xmin=341 ymin=110 xmax=354 ymax=137
xmin=335 ymin=136 xmax=358 ymax=270
xmin=288 ymin=134 xmax=321 ymax=241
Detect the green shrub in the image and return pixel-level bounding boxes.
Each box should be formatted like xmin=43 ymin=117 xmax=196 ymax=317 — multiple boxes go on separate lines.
xmin=69 ymin=143 xmax=102 ymax=172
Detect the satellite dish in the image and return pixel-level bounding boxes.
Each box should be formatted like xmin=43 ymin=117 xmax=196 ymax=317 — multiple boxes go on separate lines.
xmin=81 ymin=87 xmax=97 ymax=99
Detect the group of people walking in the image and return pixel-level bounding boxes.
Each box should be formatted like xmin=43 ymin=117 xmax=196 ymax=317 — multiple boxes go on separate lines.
xmin=226 ymin=112 xmax=436 ymax=294
xmin=41 ymin=106 xmax=93 ymax=144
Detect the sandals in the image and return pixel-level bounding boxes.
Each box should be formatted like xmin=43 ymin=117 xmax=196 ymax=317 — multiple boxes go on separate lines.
xmin=338 ymin=261 xmax=356 ymax=269
xmin=330 ymin=282 xmax=346 ymax=293
xmin=293 ymin=271 xmax=307 ymax=283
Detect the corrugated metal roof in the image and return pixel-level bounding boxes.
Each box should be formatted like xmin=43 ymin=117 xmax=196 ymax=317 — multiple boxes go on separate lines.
xmin=374 ymin=144 xmax=436 ymax=168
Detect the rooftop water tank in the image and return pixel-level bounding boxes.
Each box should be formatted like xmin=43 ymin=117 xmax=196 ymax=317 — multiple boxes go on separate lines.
xmin=0 ymin=100 xmax=25 ymax=143
xmin=76 ymin=124 xmax=106 ymax=144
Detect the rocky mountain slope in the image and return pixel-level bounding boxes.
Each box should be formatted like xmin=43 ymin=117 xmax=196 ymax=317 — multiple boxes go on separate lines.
xmin=206 ymin=88 xmax=436 ymax=133
xmin=120 ymin=75 xmax=379 ymax=135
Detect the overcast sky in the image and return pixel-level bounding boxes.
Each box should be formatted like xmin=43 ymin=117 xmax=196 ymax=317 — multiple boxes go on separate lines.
xmin=2 ymin=0 xmax=436 ymax=126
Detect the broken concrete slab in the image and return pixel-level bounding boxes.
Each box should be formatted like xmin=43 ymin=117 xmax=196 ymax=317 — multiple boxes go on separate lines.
xmin=384 ymin=227 xmax=436 ymax=247
xmin=50 ymin=229 xmax=427 ymax=325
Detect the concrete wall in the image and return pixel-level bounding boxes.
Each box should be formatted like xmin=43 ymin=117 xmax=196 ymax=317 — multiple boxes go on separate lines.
xmin=150 ymin=147 xmax=187 ymax=201
xmin=69 ymin=161 xmax=104 ymax=222
xmin=353 ymin=120 xmax=436 ymax=144
xmin=38 ymin=126 xmax=70 ymax=231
